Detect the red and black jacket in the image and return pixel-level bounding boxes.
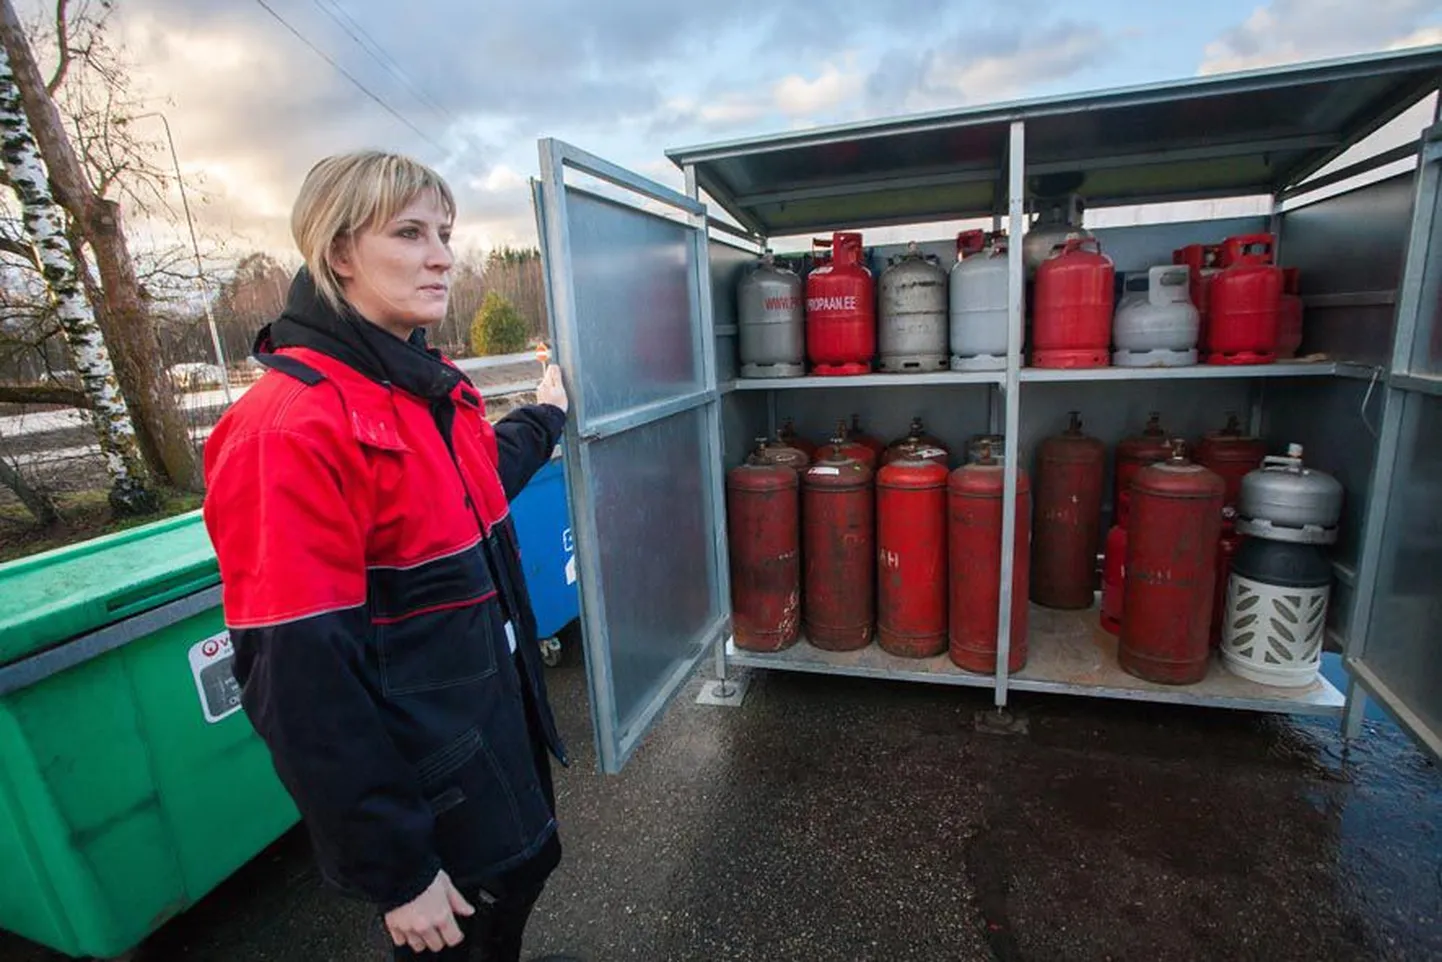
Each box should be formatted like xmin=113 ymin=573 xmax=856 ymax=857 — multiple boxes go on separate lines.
xmin=202 ymin=270 xmax=567 ymax=909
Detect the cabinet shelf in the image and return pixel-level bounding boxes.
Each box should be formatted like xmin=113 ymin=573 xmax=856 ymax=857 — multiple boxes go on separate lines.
xmin=1009 ymin=606 xmax=1346 ymax=716
xmin=1019 ymin=359 xmax=1340 ymax=384
xmin=725 ymin=637 xmax=995 ymax=689
xmin=726 ymin=371 xmax=1005 ymax=391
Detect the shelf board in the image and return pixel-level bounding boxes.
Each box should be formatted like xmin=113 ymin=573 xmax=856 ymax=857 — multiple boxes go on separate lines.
xmin=727 ymin=371 xmax=1005 ymax=391
xmin=725 ymin=637 xmax=996 ymax=689
xmin=1019 ymin=359 xmax=1339 ymax=383
xmin=1008 ymin=605 xmax=1345 ymax=716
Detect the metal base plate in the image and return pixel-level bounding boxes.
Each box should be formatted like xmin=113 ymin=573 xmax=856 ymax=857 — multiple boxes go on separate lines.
xmin=879 ymin=355 xmax=949 ymax=373
xmin=974 ymin=708 xmax=1030 ymax=736
xmin=741 ymin=362 xmax=806 ymax=378
xmin=697 ymin=676 xmax=750 ymax=707
xmin=1113 ymin=348 xmax=1198 ymax=367
xmin=951 ymin=353 xmax=1007 ymax=371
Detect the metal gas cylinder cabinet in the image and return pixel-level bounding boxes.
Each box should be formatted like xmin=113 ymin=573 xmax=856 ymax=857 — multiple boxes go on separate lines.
xmin=534 ymin=48 xmax=1442 ymax=777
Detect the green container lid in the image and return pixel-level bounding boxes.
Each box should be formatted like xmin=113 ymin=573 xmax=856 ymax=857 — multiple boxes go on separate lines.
xmin=0 ymin=510 xmax=219 ymax=666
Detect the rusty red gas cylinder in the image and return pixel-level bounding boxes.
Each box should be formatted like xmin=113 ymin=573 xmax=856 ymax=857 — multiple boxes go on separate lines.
xmin=848 ymin=413 xmax=886 ymax=457
xmin=883 ymin=416 xmax=947 ymax=462
xmin=750 ymin=436 xmax=809 ymax=473
xmin=1114 ymin=412 xmax=1171 ymax=524
xmin=948 ymin=444 xmax=1031 ymax=673
xmin=1099 ymin=519 xmax=1127 ymax=636
xmin=1032 ymin=237 xmax=1115 ymax=368
xmin=1210 ymin=508 xmax=1241 ymax=650
xmin=802 ymin=434 xmax=875 ymax=650
xmin=877 ymin=456 xmax=949 ymax=658
xmin=1119 ymin=442 xmax=1225 ymax=684
xmin=726 ymin=442 xmax=801 ymax=652
xmin=1206 ymin=233 xmax=1281 ymax=365
xmin=1194 ymin=412 xmax=1266 ymax=509
xmin=1031 ymin=411 xmax=1106 ymax=609
xmin=815 ymin=418 xmax=878 ymax=470
xmin=778 ymin=417 xmax=816 ymax=460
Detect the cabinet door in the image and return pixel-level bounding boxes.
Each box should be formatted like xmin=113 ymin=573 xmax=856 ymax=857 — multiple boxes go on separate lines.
xmin=1348 ymin=122 xmax=1442 ymax=760
xmin=533 ymin=140 xmax=729 ymax=773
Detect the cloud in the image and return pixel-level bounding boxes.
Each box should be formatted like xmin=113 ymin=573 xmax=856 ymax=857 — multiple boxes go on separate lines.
xmin=773 ymin=63 xmax=865 ymax=116
xmin=1198 ymin=0 xmax=1441 ymax=75
xmin=864 ymin=22 xmax=1110 ymax=114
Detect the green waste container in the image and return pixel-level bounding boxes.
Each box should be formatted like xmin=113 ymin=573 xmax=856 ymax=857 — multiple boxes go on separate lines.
xmin=0 ymin=511 xmax=298 ymax=959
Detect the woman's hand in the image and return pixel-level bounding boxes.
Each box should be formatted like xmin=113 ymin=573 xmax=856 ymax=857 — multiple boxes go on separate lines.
xmin=383 ymin=869 xmax=475 ymax=953
xmin=537 ymin=364 xmax=568 ymax=414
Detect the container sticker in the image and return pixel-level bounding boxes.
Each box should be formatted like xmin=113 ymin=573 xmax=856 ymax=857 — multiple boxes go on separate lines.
xmin=562 ymin=527 xmax=576 ymax=584
xmin=189 ymin=631 xmax=243 ymax=724
xmin=811 ymin=466 xmax=841 ymax=475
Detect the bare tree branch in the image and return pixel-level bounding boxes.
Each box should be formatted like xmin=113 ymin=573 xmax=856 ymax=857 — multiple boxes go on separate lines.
xmin=0 ymin=382 xmax=91 ymax=407
xmin=45 ymin=0 xmax=68 ymax=95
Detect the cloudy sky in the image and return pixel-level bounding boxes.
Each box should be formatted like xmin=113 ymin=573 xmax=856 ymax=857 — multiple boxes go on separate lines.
xmin=42 ymin=0 xmax=1442 ymax=260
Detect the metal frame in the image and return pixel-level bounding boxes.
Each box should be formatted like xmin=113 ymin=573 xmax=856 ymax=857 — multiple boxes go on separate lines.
xmin=535 ymin=139 xmax=729 ymax=773
xmin=1017 ymin=362 xmax=1340 ymax=383
xmin=994 ymin=120 xmax=1026 ymax=708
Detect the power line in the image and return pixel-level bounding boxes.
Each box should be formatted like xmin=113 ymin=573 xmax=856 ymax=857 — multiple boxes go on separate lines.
xmin=248 ymin=0 xmax=447 ymax=153
xmin=307 ymin=0 xmax=459 ymax=127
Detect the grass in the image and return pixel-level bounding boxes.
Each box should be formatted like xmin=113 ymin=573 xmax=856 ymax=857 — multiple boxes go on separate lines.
xmin=0 ymin=487 xmax=206 ymax=564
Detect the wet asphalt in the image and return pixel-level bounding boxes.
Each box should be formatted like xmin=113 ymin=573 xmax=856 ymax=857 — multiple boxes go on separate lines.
xmin=3 ymin=650 xmax=1440 ymax=962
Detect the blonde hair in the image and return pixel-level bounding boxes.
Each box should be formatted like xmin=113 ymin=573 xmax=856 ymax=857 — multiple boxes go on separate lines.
xmin=291 ymin=150 xmax=456 ymax=310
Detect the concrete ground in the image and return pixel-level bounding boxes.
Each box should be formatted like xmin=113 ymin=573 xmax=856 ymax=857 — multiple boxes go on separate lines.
xmin=4 ymin=652 xmax=1440 ymax=961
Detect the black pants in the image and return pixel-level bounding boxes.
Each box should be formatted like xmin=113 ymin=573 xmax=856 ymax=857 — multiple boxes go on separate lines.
xmin=392 ymin=656 xmax=561 ymax=962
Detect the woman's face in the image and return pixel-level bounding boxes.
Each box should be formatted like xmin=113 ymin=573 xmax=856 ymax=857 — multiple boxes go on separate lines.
xmin=331 ymin=189 xmax=453 ymax=338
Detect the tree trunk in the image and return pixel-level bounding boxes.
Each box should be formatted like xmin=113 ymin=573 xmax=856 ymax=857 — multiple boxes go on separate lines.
xmin=0 ymin=0 xmax=198 ymax=491
xmin=0 ymin=40 xmax=154 ymax=515
xmin=0 ymin=454 xmax=58 ymax=526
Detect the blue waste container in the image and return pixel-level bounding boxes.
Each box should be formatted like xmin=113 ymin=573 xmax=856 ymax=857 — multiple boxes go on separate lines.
xmin=511 ymin=457 xmax=578 ymax=642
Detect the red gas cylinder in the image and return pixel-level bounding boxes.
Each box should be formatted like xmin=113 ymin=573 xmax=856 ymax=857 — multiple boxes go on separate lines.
xmin=1099 ymin=519 xmax=1127 ymax=636
xmin=847 ymin=413 xmax=885 ymax=457
xmin=1033 ymin=237 xmax=1115 ymax=368
xmin=882 ymin=417 xmax=949 ymax=467
xmin=1206 ymin=233 xmax=1281 ymax=365
xmin=1194 ymin=412 xmax=1266 ymax=509
xmin=1031 ymin=411 xmax=1106 ymax=609
xmin=778 ymin=418 xmax=817 ymax=460
xmin=1119 ymin=442 xmax=1225 ymax=684
xmin=751 ymin=436 xmax=809 ymax=473
xmin=1278 ymin=267 xmax=1303 ymax=358
xmin=956 ymin=229 xmax=987 ymax=260
xmin=1114 ymin=412 xmax=1171 ymax=525
xmin=815 ymin=419 xmax=878 ymax=470
xmin=948 ymin=445 xmax=1031 ymax=673
xmin=802 ymin=434 xmax=875 ymax=650
xmin=1173 ymin=243 xmax=1222 ymax=348
xmin=806 ymin=231 xmax=875 ymax=375
xmin=1210 ymin=508 xmax=1240 ymax=650
xmin=727 ymin=443 xmax=801 ymax=652
xmin=877 ymin=456 xmax=949 ymax=658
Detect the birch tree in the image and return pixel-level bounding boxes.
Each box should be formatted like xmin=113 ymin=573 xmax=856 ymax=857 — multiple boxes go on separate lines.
xmin=0 ymin=41 xmax=152 ymax=515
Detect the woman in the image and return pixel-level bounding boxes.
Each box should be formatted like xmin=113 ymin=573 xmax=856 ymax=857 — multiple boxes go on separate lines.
xmin=203 ymin=151 xmax=579 ymax=961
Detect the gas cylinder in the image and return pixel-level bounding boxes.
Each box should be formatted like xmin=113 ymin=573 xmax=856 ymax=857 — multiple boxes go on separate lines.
xmin=1206 ymin=233 xmax=1281 ymax=365
xmin=815 ymin=419 xmax=877 ymax=470
xmin=778 ymin=418 xmax=816 ymax=460
xmin=878 ymin=242 xmax=949 ymax=373
xmin=1278 ymin=267 xmax=1304 ymax=358
xmin=737 ymin=251 xmax=805 ymax=378
xmin=1194 ymin=412 xmax=1266 ymax=509
xmin=948 ymin=443 xmax=1031 ymax=672
xmin=882 ymin=418 xmax=949 ymax=467
xmin=968 ymin=434 xmax=1006 ymax=465
xmin=1099 ymin=519 xmax=1127 ymax=635
xmin=1031 ymin=411 xmax=1105 ymax=609
xmin=1173 ymin=243 xmax=1222 ymax=348
xmin=1221 ymin=536 xmax=1331 ymax=687
xmin=726 ymin=443 xmax=801 ymax=652
xmin=751 ymin=436 xmax=809 ymax=473
xmin=806 ymin=232 xmax=875 ymax=375
xmin=847 ymin=413 xmax=885 ymax=458
xmin=950 ymin=231 xmax=1010 ymax=371
xmin=956 ymin=229 xmax=986 ymax=261
xmin=1023 ymin=194 xmax=1091 ymax=278
xmin=1114 ymin=413 xmax=1171 ymax=525
xmin=1033 ymin=238 xmax=1115 ymax=368
xmin=1210 ymin=508 xmax=1240 ymax=650
xmin=802 ymin=433 xmax=875 ymax=650
xmin=1112 ymin=265 xmax=1200 ymax=367
xmin=1118 ymin=443 xmax=1225 ymax=685
xmin=1236 ymin=443 xmax=1343 ymax=544
xmin=877 ymin=456 xmax=949 ymax=658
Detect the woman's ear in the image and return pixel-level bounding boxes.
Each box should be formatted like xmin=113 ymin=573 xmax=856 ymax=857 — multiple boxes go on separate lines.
xmin=328 ymin=234 xmax=355 ymax=281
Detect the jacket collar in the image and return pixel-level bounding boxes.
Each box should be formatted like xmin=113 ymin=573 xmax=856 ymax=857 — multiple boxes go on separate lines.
xmin=255 ymin=268 xmax=463 ymax=402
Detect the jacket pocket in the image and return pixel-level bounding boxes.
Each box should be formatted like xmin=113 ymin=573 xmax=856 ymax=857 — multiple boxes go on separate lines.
xmin=377 ymin=602 xmax=499 ymax=696
xmin=422 ymin=729 xmax=531 ymax=873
